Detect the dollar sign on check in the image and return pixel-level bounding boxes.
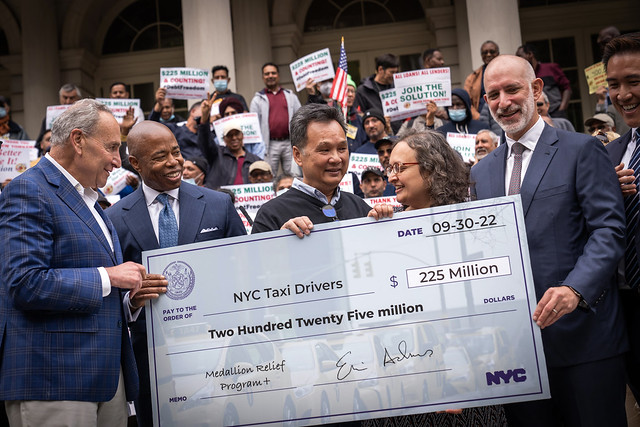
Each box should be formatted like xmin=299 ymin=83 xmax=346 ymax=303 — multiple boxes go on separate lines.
xmin=389 ymin=275 xmax=398 ymax=288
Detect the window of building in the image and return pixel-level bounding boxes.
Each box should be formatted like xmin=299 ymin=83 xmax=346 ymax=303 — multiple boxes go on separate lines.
xmin=0 ymin=29 xmax=9 ymax=56
xmin=102 ymin=0 xmax=183 ymax=54
xmin=304 ymin=0 xmax=425 ymax=32
xmin=524 ymin=37 xmax=583 ymax=131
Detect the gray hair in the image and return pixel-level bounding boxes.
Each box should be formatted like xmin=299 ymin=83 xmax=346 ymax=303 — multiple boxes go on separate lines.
xmin=59 ymin=83 xmax=82 ymax=97
xmin=50 ymin=99 xmax=113 ymax=147
xmin=540 ymin=91 xmax=549 ymax=104
xmin=397 ymin=130 xmax=469 ymax=207
xmin=289 ymin=103 xmax=346 ymax=150
xmin=477 ymin=129 xmax=500 ymax=145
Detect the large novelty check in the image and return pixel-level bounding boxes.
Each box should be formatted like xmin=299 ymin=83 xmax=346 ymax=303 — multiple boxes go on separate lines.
xmin=143 ymin=196 xmax=549 ymax=426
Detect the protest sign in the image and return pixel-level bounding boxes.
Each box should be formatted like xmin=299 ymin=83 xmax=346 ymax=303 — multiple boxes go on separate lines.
xmin=45 ymin=105 xmax=72 ymax=130
xmin=584 ymin=62 xmax=608 ymax=94
xmin=289 ymin=48 xmax=335 ymax=92
xmin=99 ymin=167 xmax=137 ymax=196
xmin=446 ymin=132 xmax=476 ymax=163
xmin=0 ymin=140 xmax=38 ymax=181
xmin=160 ymin=67 xmax=210 ymax=99
xmin=221 ymin=182 xmax=275 ymax=233
xmin=348 ymin=153 xmax=383 ymax=181
xmin=96 ymin=98 xmax=141 ymax=123
xmin=213 ymin=113 xmax=263 ymax=145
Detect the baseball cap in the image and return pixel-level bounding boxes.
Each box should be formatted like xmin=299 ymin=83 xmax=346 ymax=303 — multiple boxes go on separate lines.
xmin=584 ymin=113 xmax=614 ymax=128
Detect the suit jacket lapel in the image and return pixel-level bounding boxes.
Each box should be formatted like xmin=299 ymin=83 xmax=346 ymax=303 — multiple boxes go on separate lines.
xmin=123 ymin=188 xmax=160 ymax=251
xmin=520 ymin=125 xmax=558 ymax=216
xmin=489 ymin=141 xmax=508 ymax=197
xmin=41 ymin=158 xmax=117 ymax=260
xmin=178 ymin=185 xmax=205 ymax=245
xmin=607 ymin=130 xmax=633 ymax=165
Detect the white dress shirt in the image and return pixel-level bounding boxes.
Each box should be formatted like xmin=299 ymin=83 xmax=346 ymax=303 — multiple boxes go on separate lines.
xmin=504 ymin=117 xmax=546 ymax=195
xmin=621 ymin=127 xmax=640 ymax=168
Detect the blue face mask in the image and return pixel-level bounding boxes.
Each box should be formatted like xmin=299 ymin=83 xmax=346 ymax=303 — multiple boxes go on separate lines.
xmin=214 ymin=79 xmax=228 ymax=92
xmin=448 ymin=109 xmax=467 ymax=122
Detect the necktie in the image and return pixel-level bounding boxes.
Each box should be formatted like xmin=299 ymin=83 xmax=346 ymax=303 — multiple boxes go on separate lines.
xmin=624 ymin=129 xmax=640 ymax=289
xmin=156 ymin=193 xmax=178 ymax=248
xmin=508 ymin=142 xmax=526 ymax=195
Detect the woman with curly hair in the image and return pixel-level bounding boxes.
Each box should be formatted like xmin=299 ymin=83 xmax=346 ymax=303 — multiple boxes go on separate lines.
xmin=364 ymin=129 xmax=507 ymax=427
xmin=388 ymin=130 xmax=469 ymax=210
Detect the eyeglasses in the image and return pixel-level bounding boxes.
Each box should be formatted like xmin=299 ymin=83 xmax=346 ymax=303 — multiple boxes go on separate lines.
xmin=386 ymin=162 xmax=419 ymax=176
xmin=481 ymin=49 xmax=498 ymax=55
xmin=536 ymin=102 xmax=544 ymax=107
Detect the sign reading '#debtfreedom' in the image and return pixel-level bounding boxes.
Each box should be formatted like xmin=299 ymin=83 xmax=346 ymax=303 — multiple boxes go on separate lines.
xmin=143 ymin=196 xmax=549 ymax=426
xmin=381 ymin=68 xmax=452 ymax=121
xmin=212 ymin=113 xmax=263 ymax=145
xmin=160 ymin=67 xmax=210 ymax=100
xmin=289 ymin=48 xmax=335 ymax=92
xmin=446 ymin=132 xmax=476 ymax=163
xmin=0 ymin=139 xmax=38 ymax=181
xmin=96 ymin=98 xmax=141 ymax=122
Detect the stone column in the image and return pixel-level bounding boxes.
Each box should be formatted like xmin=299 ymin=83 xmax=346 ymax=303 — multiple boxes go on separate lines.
xmin=464 ymin=0 xmax=522 ymax=70
xmin=21 ymin=0 xmax=61 ymax=138
xmin=181 ymin=0 xmax=235 ymax=104
xmin=231 ymin=0 xmax=272 ymax=104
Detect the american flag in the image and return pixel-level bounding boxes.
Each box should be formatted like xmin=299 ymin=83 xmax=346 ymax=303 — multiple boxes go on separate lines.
xmin=330 ymin=37 xmax=348 ymax=118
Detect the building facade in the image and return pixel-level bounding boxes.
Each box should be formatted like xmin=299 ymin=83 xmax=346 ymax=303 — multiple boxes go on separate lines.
xmin=0 ymin=0 xmax=637 ymax=137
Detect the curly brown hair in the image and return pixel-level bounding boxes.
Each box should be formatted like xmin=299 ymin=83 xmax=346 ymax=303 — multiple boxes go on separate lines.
xmin=396 ymin=130 xmax=469 ymax=207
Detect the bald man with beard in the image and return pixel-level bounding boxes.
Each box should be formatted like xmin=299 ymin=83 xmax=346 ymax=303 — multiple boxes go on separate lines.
xmin=471 ymin=55 xmax=627 ymax=427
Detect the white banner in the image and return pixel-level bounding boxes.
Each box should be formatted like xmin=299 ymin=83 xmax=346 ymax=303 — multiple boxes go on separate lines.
xmin=160 ymin=67 xmax=210 ymax=100
xmin=213 ymin=113 xmax=263 ymax=145
xmin=0 ymin=140 xmax=38 ymax=181
xmin=289 ymin=48 xmax=335 ymax=92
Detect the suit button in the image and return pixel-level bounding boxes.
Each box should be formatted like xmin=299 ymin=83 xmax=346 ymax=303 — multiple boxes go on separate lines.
xmin=117 ymin=320 xmax=123 ymax=328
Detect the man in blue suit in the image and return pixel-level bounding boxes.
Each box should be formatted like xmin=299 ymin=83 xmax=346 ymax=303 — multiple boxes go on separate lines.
xmin=602 ymin=32 xmax=640 ymax=403
xmin=107 ymin=121 xmax=245 ymax=426
xmin=470 ymin=55 xmax=627 ymax=426
xmin=0 ymin=99 xmax=146 ymax=426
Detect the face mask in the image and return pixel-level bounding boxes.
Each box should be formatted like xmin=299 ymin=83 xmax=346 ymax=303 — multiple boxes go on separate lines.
xmin=214 ymin=79 xmax=228 ymax=92
xmin=182 ymin=177 xmax=196 ymax=185
xmin=319 ymin=82 xmax=333 ymax=97
xmin=449 ymin=109 xmax=467 ymax=122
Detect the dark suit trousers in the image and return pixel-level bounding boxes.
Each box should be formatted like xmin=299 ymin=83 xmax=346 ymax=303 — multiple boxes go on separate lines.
xmin=621 ymin=288 xmax=640 ymax=403
xmin=130 ymin=312 xmax=153 ymax=427
xmin=504 ymin=355 xmax=626 ymax=427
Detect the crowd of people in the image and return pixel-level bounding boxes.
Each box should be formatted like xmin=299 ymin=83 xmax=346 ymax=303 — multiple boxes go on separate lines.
xmin=0 ymin=24 xmax=638 ymax=427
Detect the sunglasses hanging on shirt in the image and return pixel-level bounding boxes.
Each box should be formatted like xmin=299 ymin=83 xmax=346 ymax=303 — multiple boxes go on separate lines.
xmin=322 ymin=204 xmax=338 ymax=221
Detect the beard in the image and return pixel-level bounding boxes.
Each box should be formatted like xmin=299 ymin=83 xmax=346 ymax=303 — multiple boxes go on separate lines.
xmin=491 ymin=90 xmax=535 ymax=137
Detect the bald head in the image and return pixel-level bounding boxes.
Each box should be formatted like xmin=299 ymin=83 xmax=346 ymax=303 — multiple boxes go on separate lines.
xmin=127 ymin=121 xmax=174 ymax=158
xmin=127 ymin=121 xmax=184 ymax=192
xmin=483 ymin=55 xmax=543 ymax=140
xmin=485 ymin=55 xmax=536 ymax=83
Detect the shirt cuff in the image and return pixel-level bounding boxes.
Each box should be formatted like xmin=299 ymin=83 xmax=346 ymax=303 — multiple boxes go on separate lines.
xmin=123 ymin=291 xmax=143 ymax=322
xmin=98 ymin=267 xmax=111 ymax=297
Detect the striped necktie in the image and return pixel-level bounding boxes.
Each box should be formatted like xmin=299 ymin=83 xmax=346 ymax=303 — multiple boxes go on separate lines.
xmin=508 ymin=142 xmax=526 ymax=195
xmin=624 ymin=129 xmax=640 ymax=289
